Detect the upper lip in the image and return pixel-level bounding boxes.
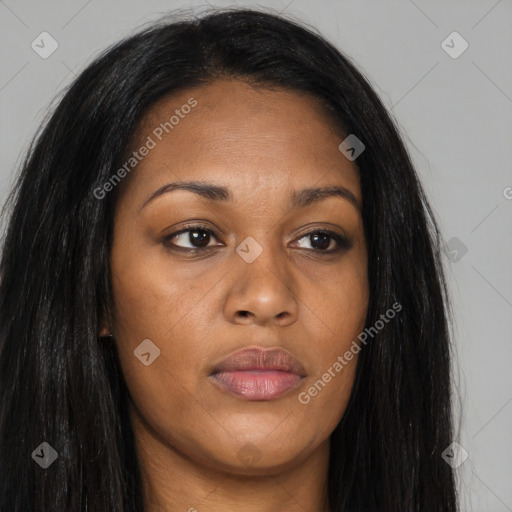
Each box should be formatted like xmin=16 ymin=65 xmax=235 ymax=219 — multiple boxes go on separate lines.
xmin=210 ymin=347 xmax=307 ymax=377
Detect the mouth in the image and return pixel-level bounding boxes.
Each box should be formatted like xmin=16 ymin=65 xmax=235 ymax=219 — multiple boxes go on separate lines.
xmin=209 ymin=347 xmax=306 ymax=401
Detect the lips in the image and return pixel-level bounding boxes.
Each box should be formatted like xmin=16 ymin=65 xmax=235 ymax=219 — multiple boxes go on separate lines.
xmin=209 ymin=347 xmax=306 ymax=401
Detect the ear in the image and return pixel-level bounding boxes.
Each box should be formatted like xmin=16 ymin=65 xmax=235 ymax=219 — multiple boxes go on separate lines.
xmin=98 ymin=325 xmax=111 ymax=337
xmin=98 ymin=307 xmax=112 ymax=337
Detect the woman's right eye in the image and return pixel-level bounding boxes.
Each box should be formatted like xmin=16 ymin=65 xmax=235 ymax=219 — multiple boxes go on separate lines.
xmin=162 ymin=225 xmax=222 ymax=251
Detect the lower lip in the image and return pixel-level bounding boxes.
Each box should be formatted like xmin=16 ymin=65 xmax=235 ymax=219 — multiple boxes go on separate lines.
xmin=210 ymin=370 xmax=303 ymax=400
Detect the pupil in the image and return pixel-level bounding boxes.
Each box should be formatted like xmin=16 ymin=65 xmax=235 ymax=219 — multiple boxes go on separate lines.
xmin=311 ymin=233 xmax=330 ymax=250
xmin=190 ymin=229 xmax=210 ymax=247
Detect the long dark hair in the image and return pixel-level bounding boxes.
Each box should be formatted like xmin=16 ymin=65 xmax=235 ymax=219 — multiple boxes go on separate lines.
xmin=0 ymin=7 xmax=458 ymax=511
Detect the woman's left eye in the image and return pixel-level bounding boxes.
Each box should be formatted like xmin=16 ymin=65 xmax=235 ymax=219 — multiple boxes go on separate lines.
xmin=162 ymin=225 xmax=351 ymax=254
xmin=294 ymin=230 xmax=352 ymax=253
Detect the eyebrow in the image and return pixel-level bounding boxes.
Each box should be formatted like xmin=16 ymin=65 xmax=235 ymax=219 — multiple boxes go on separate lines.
xmin=139 ymin=180 xmax=361 ymax=213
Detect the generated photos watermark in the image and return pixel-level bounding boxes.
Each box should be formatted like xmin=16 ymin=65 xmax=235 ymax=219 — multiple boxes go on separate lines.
xmin=298 ymin=301 xmax=402 ymax=404
xmin=93 ymin=97 xmax=198 ymax=200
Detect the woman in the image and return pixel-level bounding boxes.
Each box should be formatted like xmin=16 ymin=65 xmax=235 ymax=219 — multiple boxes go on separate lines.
xmin=0 ymin=7 xmax=458 ymax=511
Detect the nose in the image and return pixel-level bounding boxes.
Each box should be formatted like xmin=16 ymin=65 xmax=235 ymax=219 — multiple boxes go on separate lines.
xmin=224 ymin=240 xmax=299 ymax=327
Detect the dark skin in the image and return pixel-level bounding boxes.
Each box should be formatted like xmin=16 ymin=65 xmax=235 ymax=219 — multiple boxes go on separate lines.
xmin=102 ymin=79 xmax=369 ymax=511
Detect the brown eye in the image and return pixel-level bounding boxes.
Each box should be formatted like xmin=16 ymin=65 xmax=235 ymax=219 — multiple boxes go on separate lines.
xmin=294 ymin=230 xmax=352 ymax=253
xmin=163 ymin=225 xmax=221 ymax=250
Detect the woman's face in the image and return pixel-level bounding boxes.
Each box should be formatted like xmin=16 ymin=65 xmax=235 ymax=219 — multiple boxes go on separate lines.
xmin=109 ymin=79 xmax=369 ymax=474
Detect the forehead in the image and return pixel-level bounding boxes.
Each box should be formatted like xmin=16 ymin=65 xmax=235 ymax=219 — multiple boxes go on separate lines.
xmin=120 ymin=79 xmax=361 ymax=208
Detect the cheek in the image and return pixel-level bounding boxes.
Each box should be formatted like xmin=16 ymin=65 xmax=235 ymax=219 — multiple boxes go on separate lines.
xmin=109 ymin=261 xmax=181 ymax=383
xmin=295 ymin=312 xmax=365 ymax=440
xmin=307 ymin=253 xmax=369 ymax=355
xmin=108 ymin=241 xmax=218 ymax=427
xmin=109 ymin=267 xmax=206 ymax=450
xmin=109 ymin=237 xmax=196 ymax=350
xmin=298 ymin=254 xmax=368 ymax=414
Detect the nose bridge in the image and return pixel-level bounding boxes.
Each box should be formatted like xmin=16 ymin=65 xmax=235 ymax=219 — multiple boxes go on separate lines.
xmin=225 ymin=229 xmax=299 ymax=325
xmin=236 ymin=230 xmax=285 ymax=280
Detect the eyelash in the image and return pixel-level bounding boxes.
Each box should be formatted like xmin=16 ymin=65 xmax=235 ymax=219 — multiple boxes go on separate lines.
xmin=162 ymin=223 xmax=352 ymax=255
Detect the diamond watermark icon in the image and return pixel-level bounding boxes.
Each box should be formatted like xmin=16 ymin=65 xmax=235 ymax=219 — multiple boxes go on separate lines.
xmin=236 ymin=236 xmax=263 ymax=263
xmin=441 ymin=441 xmax=469 ymax=469
xmin=134 ymin=338 xmax=161 ymax=366
xmin=441 ymin=32 xmax=468 ymax=59
xmin=443 ymin=237 xmax=468 ymax=263
xmin=338 ymin=134 xmax=365 ymax=161
xmin=31 ymin=442 xmax=58 ymax=469
xmin=237 ymin=442 xmax=262 ymax=467
xmin=31 ymin=32 xmax=59 ymax=59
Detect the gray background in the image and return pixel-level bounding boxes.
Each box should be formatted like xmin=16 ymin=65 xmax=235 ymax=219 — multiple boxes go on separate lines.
xmin=1 ymin=0 xmax=511 ymax=510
